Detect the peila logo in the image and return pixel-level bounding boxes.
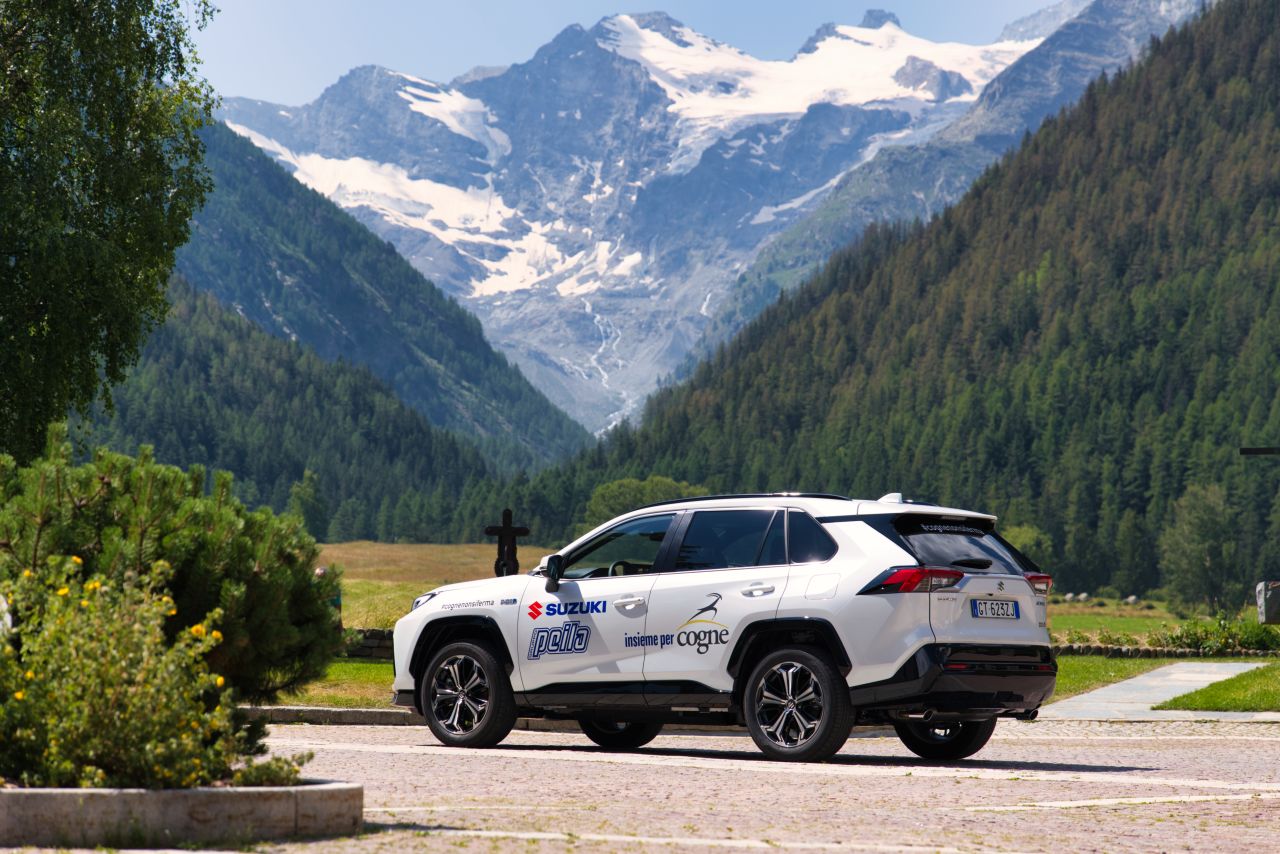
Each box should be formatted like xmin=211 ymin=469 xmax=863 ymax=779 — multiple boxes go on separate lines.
xmin=527 ymin=620 xmax=591 ymax=659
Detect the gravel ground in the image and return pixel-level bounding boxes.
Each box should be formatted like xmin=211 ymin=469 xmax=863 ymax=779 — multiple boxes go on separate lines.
xmin=257 ymin=720 xmax=1280 ymax=853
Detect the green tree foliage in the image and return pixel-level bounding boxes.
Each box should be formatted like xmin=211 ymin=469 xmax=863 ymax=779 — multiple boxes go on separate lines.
xmin=1001 ymin=524 xmax=1054 ymax=569
xmin=0 ymin=0 xmax=215 ymax=462
xmin=1158 ymin=484 xmax=1242 ymax=611
xmin=177 ymin=122 xmax=590 ymax=471
xmin=0 ymin=427 xmax=342 ymax=703
xmin=582 ymin=476 xmax=706 ymax=531
xmin=450 ymin=0 xmax=1280 ymax=593
xmin=288 ymin=470 xmax=330 ymax=543
xmin=85 ymin=282 xmax=496 ymax=543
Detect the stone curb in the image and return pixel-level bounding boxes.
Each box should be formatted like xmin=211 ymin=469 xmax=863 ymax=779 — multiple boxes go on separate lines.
xmin=0 ymin=779 xmax=361 ymax=848
xmin=1053 ymin=644 xmax=1280 ymax=658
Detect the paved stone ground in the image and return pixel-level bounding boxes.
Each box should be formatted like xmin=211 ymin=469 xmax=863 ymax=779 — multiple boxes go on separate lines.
xmin=256 ymin=720 xmax=1280 ymax=853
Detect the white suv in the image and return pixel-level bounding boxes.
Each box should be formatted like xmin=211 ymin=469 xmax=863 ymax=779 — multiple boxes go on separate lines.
xmin=392 ymin=493 xmax=1055 ymax=762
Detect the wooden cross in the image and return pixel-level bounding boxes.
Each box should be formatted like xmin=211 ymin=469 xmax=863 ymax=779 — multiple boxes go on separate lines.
xmin=484 ymin=508 xmax=530 ymax=577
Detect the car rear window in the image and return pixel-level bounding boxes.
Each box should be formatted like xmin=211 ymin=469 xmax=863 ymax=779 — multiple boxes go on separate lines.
xmin=891 ymin=515 xmax=1036 ymax=575
xmin=788 ymin=510 xmax=838 ymax=563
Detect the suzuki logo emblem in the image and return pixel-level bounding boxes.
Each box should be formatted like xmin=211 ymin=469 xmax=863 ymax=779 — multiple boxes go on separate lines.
xmin=997 ymin=581 xmax=1005 ymax=591
xmin=527 ymin=601 xmax=544 ymax=619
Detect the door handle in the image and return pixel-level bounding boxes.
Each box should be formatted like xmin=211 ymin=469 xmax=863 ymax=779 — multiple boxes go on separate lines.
xmin=614 ymin=596 xmax=646 ymax=608
xmin=741 ymin=584 xmax=775 ymax=597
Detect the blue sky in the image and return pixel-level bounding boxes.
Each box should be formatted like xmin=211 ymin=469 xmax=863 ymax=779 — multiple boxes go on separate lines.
xmin=193 ymin=1 xmax=1054 ymax=105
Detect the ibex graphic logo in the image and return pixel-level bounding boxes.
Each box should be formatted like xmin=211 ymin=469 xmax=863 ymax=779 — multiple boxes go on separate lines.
xmin=689 ymin=592 xmax=722 ymax=622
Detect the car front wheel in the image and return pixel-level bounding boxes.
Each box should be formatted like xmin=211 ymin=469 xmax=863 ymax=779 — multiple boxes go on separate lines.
xmin=421 ymin=641 xmax=516 ymax=748
xmin=744 ymin=646 xmax=853 ymax=762
xmin=893 ymin=717 xmax=997 ymax=761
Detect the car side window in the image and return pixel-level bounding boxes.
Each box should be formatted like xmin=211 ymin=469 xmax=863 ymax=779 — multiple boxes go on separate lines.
xmin=674 ymin=509 xmax=777 ymax=571
xmin=788 ymin=510 xmax=837 ymax=563
xmin=561 ymin=513 xmax=675 ymax=579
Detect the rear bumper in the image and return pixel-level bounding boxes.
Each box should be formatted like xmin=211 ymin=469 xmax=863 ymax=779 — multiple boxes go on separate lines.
xmin=849 ymin=644 xmax=1056 ymax=719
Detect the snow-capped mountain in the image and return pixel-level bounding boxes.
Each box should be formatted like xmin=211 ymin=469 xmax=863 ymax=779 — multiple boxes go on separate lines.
xmin=219 ymin=10 xmax=1038 ymax=431
xmin=690 ymin=0 xmax=1202 ymax=364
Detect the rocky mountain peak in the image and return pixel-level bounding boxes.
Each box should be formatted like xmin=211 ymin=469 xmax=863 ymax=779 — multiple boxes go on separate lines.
xmin=859 ymin=9 xmax=902 ymax=29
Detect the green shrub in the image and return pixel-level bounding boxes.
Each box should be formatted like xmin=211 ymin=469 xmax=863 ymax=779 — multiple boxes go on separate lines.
xmin=1146 ymin=614 xmax=1280 ymax=653
xmin=0 ymin=428 xmax=342 ymax=703
xmin=0 ymin=561 xmax=239 ymax=787
xmin=1094 ymin=585 xmax=1121 ymax=600
xmin=1096 ymin=629 xmax=1139 ymax=647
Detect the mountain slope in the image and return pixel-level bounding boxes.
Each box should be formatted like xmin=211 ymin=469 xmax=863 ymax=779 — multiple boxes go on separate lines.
xmin=176 ymin=121 xmax=589 ymax=470
xmin=87 ymin=282 xmax=493 ymax=542
xmin=475 ymin=0 xmax=1280 ymax=596
xmin=695 ymin=0 xmax=1199 ymax=357
xmin=218 ymin=11 xmax=1038 ymax=429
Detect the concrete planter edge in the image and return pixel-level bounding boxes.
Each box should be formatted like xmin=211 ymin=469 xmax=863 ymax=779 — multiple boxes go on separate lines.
xmin=0 ymin=779 xmax=362 ymax=847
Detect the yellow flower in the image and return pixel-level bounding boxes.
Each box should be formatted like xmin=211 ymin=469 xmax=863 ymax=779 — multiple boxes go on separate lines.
xmin=70 ymin=555 xmax=82 ymax=566
xmin=21 ymin=569 xmax=32 ymax=579
xmin=85 ymin=580 xmax=101 ymax=592
xmin=215 ymin=676 xmax=225 ymax=689
xmin=211 ymin=630 xmax=223 ymax=643
xmin=190 ymin=624 xmax=205 ymax=638
xmin=80 ymin=599 xmax=89 ymax=608
xmin=24 ymin=670 xmax=33 ymax=681
xmin=167 ymin=609 xmax=177 ymax=616
xmin=12 ymin=691 xmax=23 ymax=701
xmin=55 ymin=587 xmax=69 ymax=597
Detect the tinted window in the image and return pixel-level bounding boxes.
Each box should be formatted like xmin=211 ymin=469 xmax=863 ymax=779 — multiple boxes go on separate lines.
xmin=675 ymin=510 xmax=776 ymax=571
xmin=893 ymin=516 xmax=1032 ymax=574
xmin=788 ymin=511 xmax=838 ymax=563
xmin=563 ymin=514 xmax=674 ymax=579
xmin=758 ymin=512 xmax=786 ymax=566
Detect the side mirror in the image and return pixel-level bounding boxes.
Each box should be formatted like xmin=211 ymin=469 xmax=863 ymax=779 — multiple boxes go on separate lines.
xmin=544 ymin=554 xmax=564 ymax=593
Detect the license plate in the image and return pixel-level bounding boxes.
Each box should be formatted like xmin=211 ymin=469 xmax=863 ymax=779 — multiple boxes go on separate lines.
xmin=971 ymin=599 xmax=1020 ymax=619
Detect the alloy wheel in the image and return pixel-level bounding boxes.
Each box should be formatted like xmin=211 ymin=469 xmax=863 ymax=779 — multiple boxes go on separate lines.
xmin=753 ymin=661 xmax=824 ymax=748
xmin=430 ymin=654 xmax=490 ymax=735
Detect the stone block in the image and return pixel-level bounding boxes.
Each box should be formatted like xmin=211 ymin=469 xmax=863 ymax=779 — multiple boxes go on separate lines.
xmin=1257 ymin=581 xmax=1280 ymax=625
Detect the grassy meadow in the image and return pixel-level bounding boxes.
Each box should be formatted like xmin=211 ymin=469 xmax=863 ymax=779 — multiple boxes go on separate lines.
xmin=322 ymin=541 xmax=555 ymax=629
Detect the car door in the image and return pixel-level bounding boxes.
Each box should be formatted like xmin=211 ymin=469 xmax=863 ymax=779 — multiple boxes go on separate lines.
xmin=642 ymin=508 xmax=788 ymax=694
xmin=517 ymin=512 xmax=676 ymax=693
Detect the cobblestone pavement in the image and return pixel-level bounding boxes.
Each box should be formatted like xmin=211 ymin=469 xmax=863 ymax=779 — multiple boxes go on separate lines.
xmin=260 ymin=720 xmax=1280 ymax=853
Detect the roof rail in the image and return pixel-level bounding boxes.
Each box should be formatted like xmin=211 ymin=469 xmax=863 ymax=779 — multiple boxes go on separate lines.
xmin=635 ymin=492 xmax=853 ymax=511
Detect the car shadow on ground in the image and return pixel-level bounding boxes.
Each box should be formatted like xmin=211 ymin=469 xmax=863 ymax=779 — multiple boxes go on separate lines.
xmin=479 ymin=741 xmax=1153 ymax=774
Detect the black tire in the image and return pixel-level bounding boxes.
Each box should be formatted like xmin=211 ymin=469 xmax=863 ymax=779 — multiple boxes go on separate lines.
xmin=743 ymin=646 xmax=853 ymax=762
xmin=893 ymin=717 xmax=997 ymax=761
xmin=421 ymin=640 xmax=516 ymax=748
xmin=577 ymin=719 xmax=664 ymax=750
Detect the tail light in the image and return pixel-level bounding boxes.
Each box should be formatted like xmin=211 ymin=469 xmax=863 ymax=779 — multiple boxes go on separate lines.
xmin=859 ymin=566 xmax=965 ymax=595
xmin=1024 ymin=573 xmax=1053 ymax=595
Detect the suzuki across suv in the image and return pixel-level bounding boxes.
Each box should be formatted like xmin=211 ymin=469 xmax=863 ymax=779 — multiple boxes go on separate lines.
xmin=392 ymin=493 xmax=1055 ymax=762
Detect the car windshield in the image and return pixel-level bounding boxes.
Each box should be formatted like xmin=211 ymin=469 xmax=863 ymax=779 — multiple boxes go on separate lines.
xmin=892 ymin=515 xmax=1036 ymax=575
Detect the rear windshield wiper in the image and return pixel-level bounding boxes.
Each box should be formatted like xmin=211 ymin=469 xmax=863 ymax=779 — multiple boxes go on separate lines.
xmin=950 ymin=557 xmax=993 ymax=569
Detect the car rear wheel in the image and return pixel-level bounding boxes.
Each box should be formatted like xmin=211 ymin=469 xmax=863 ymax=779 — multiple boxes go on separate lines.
xmin=577 ymin=719 xmax=664 ymax=750
xmin=421 ymin=641 xmax=516 ymax=748
xmin=744 ymin=646 xmax=853 ymax=762
xmin=893 ymin=717 xmax=997 ymax=761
